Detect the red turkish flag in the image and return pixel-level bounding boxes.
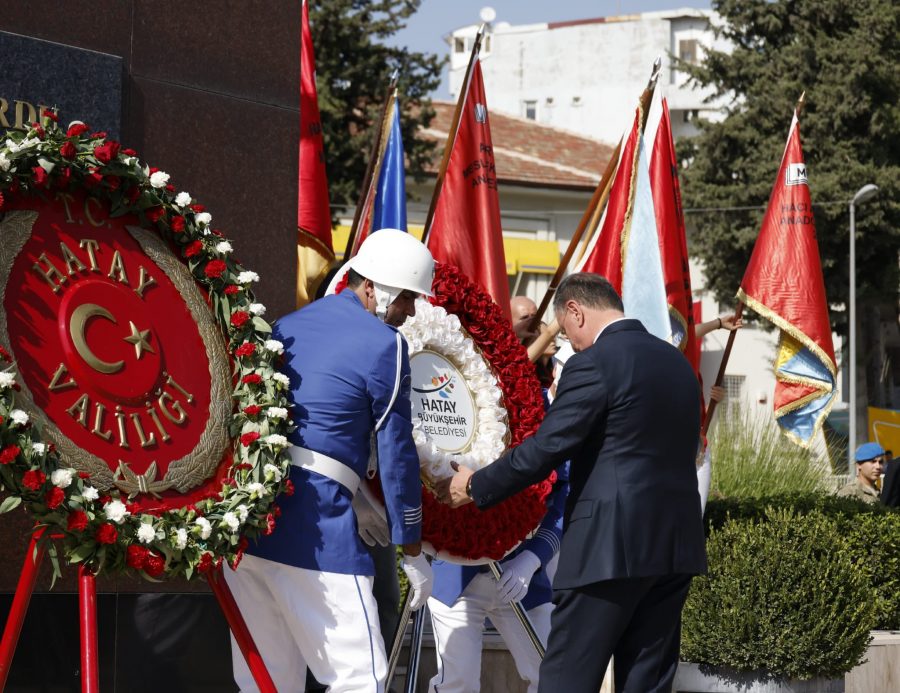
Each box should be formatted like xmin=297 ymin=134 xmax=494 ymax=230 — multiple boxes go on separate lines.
xmin=650 ymin=98 xmax=699 ymax=375
xmin=296 ymin=0 xmax=333 ymax=306
xmin=427 ymin=59 xmax=510 ymax=319
xmin=738 ymin=113 xmax=836 ymax=446
xmin=580 ymin=108 xmax=641 ymax=293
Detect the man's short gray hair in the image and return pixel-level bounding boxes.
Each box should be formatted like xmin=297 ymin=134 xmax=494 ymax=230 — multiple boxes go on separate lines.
xmin=553 ymin=273 xmax=624 ymax=314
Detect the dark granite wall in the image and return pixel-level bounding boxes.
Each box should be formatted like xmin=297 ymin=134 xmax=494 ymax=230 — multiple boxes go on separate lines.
xmin=1 ymin=3 xmax=303 ymax=686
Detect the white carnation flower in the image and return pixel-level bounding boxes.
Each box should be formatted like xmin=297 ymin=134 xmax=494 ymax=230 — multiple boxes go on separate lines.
xmin=263 ymin=463 xmax=283 ymax=483
xmin=0 ymin=152 xmax=11 ymax=172
xmin=236 ymin=504 xmax=250 ymax=522
xmin=174 ymin=191 xmax=192 ymax=207
xmin=32 ymin=442 xmax=46 ymax=455
xmin=37 ymin=157 xmax=56 ymax=173
xmin=195 ymin=516 xmax=212 ymax=539
xmin=263 ymin=434 xmax=289 ymax=448
xmin=222 ymin=511 xmax=240 ymax=531
xmin=249 ymin=303 xmax=266 ymax=316
xmin=237 ymin=271 xmax=259 ymax=284
xmin=263 ymin=339 xmax=284 ymax=354
xmin=50 ymin=468 xmax=74 ymax=488
xmin=244 ymin=482 xmax=267 ymax=498
xmin=0 ymin=371 xmax=15 ymax=389
xmin=137 ymin=523 xmax=156 ymax=544
xmin=195 ymin=211 xmax=212 ymax=226
xmin=149 ymin=170 xmax=170 ymax=189
xmin=271 ymin=373 xmax=290 ymax=387
xmin=82 ymin=486 xmax=99 ymax=502
xmin=10 ymin=410 xmax=29 ymax=426
xmin=104 ymin=500 xmax=130 ymax=524
xmin=266 ymin=406 xmax=288 ymax=420
xmin=173 ymin=527 xmax=188 ymax=550
xmin=215 ymin=241 xmax=233 ymax=254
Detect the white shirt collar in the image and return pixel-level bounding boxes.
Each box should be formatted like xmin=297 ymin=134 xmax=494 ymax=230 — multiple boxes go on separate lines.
xmin=593 ymin=316 xmax=630 ymax=344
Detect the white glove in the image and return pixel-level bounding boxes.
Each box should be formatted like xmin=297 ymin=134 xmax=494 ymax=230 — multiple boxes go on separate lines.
xmin=402 ymin=552 xmax=434 ymax=611
xmin=352 ymin=491 xmax=389 ymax=547
xmin=496 ymin=551 xmax=541 ymax=604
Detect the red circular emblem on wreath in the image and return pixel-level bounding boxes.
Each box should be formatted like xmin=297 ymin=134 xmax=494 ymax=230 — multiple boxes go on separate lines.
xmin=0 ymin=113 xmax=293 ymax=580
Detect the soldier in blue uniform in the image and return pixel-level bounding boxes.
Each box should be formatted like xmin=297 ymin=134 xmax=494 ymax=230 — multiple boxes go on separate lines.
xmin=225 ymin=229 xmax=436 ymax=692
xmin=427 ymin=465 xmax=568 ymax=693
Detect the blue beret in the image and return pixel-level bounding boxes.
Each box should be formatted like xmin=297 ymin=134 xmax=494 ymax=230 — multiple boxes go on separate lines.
xmin=855 ymin=442 xmax=885 ymax=462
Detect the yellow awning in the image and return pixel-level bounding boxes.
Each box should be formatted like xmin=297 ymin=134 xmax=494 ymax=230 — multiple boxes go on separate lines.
xmin=331 ymin=227 xmax=559 ymax=276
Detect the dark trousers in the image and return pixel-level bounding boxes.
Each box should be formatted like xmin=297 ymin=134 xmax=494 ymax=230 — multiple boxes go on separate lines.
xmin=538 ymin=573 xmax=693 ymax=693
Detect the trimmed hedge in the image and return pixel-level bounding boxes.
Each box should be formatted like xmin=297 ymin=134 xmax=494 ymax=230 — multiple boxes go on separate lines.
xmin=682 ymin=508 xmax=875 ymax=679
xmin=705 ymin=494 xmax=900 ymax=630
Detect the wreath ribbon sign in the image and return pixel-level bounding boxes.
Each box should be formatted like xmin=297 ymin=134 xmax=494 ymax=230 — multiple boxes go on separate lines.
xmin=0 ymin=112 xmax=292 ymax=581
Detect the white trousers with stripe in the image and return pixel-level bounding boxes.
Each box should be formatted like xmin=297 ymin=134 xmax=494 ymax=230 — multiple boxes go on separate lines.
xmin=224 ymin=553 xmax=386 ymax=693
xmin=427 ymin=572 xmax=552 ymax=693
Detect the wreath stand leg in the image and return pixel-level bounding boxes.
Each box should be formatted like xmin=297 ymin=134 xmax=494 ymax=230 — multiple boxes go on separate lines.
xmin=403 ymin=606 xmax=427 ymax=693
xmin=0 ymin=528 xmax=47 ymax=689
xmin=206 ymin=565 xmax=277 ymax=693
xmin=78 ymin=565 xmax=100 ymax=693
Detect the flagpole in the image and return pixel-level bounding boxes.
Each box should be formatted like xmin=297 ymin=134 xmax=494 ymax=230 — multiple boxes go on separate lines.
xmin=527 ymin=59 xmax=663 ymax=362
xmin=701 ymin=91 xmax=807 ymax=435
xmin=345 ymin=74 xmax=399 ymax=258
xmin=421 ymin=25 xmax=486 ymax=246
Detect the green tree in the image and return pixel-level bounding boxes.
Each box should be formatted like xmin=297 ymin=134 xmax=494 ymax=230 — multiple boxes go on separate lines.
xmin=679 ymin=0 xmax=899 ymax=341
xmin=309 ymin=0 xmax=444 ymax=213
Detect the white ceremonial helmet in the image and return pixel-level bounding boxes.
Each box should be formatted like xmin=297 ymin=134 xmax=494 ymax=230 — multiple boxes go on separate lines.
xmin=352 ymin=228 xmax=435 ymax=297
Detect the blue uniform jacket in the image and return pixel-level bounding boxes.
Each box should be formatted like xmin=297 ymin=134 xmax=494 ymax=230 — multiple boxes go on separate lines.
xmin=248 ymin=290 xmax=422 ymax=575
xmin=431 ymin=461 xmax=569 ymax=611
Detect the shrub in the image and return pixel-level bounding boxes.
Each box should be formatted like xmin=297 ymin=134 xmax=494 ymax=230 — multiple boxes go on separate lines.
xmin=682 ymin=508 xmax=876 ymax=679
xmin=704 ymin=494 xmax=900 ymax=630
xmin=709 ymin=406 xmax=830 ymax=497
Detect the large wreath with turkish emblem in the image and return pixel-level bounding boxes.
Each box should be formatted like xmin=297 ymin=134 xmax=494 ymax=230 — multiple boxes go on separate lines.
xmin=357 ymin=262 xmax=554 ymax=563
xmin=0 ymin=111 xmax=293 ymax=581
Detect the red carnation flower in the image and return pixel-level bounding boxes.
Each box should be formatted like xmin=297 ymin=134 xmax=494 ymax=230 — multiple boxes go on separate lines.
xmin=46 ymin=486 xmax=66 ymax=509
xmin=22 ymin=469 xmax=46 ymax=491
xmin=235 ymin=343 xmax=256 ymax=357
xmin=93 ymin=141 xmax=120 ymax=164
xmin=165 ymin=183 xmax=175 ymax=193
xmin=145 ymin=206 xmax=165 ymax=223
xmin=197 ymin=552 xmax=214 ymax=574
xmin=83 ymin=167 xmax=104 ymax=189
xmin=0 ymin=345 xmax=10 ymax=362
xmin=204 ymin=260 xmax=227 ymax=279
xmin=67 ymin=510 xmax=89 ymax=532
xmin=230 ymin=537 xmax=249 ymax=570
xmin=90 ymin=131 xmax=108 ymax=139
xmin=224 ymin=285 xmax=239 ymax=295
xmin=143 ymin=553 xmax=165 ymax=577
xmin=240 ymin=432 xmax=260 ymax=447
xmin=264 ymin=512 xmax=277 ymax=535
xmin=42 ymin=109 xmax=58 ymax=122
xmin=272 ymin=504 xmax=281 ymax=518
xmin=230 ymin=311 xmax=250 ymax=328
xmin=78 ymin=471 xmax=91 ymax=479
xmin=190 ymin=204 xmax=206 ymax=213
xmin=126 ymin=544 xmax=150 ymax=570
xmin=95 ymin=523 xmax=118 ymax=544
xmin=243 ymin=405 xmax=262 ymax=416
xmin=170 ymin=215 xmax=186 ymax=233
xmin=31 ymin=166 xmax=49 ymax=188
xmin=241 ymin=374 xmax=262 ymax=385
xmin=31 ymin=123 xmax=45 ymax=138
xmin=184 ymin=240 xmax=204 ymax=258
xmin=122 ymin=148 xmax=137 ymax=156
xmin=211 ymin=228 xmax=224 ymax=238
xmin=283 ymin=479 xmax=295 ymax=497
xmin=0 ymin=445 xmax=20 ymax=465
xmin=67 ymin=123 xmax=90 ymax=137
xmin=59 ymin=141 xmax=77 ymax=160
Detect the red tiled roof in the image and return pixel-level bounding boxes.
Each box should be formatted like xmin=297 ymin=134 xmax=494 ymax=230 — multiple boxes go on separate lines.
xmin=420 ymin=101 xmax=613 ymax=191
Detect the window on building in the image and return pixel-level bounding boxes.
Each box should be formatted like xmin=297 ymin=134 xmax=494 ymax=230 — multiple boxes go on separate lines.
xmin=679 ymin=39 xmax=699 ymax=65
xmin=454 ymin=37 xmax=466 ymax=53
xmin=523 ymin=100 xmax=537 ymax=120
xmin=723 ymin=375 xmax=745 ymax=404
xmin=482 ymin=35 xmax=491 ymax=53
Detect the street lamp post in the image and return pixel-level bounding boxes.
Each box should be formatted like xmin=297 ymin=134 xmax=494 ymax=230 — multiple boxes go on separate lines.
xmin=848 ymin=183 xmax=879 ymax=475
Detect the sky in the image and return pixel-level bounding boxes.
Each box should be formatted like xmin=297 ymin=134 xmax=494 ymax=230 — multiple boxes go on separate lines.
xmin=389 ymin=1 xmax=712 ymax=97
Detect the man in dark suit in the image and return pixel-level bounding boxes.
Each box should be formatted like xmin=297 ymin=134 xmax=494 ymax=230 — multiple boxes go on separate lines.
xmin=881 ymin=450 xmax=899 ymax=508
xmin=438 ymin=272 xmax=707 ymax=692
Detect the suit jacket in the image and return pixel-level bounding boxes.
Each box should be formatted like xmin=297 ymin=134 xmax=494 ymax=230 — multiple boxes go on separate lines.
xmin=470 ymin=319 xmax=707 ymax=590
xmin=881 ymin=461 xmax=899 ymax=508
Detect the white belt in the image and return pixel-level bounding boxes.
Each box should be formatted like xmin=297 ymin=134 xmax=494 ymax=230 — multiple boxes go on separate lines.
xmin=288 ymin=446 xmax=360 ymax=496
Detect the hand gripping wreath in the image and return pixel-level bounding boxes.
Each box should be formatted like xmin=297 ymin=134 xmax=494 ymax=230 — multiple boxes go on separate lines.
xmin=358 ymin=262 xmax=553 ymax=563
xmin=0 ymin=111 xmax=293 ymax=581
